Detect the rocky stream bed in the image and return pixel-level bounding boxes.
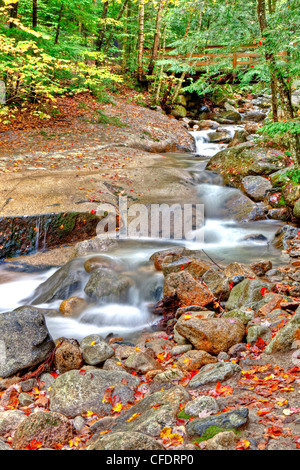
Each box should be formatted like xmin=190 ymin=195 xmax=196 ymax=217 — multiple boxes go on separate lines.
xmin=0 ymin=92 xmax=299 ymax=451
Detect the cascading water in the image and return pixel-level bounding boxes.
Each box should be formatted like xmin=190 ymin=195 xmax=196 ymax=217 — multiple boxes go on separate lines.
xmin=0 ymin=125 xmax=286 ymax=341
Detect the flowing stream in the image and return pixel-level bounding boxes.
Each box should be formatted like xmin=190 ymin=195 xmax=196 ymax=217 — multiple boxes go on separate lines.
xmin=0 ymin=127 xmax=286 ymax=341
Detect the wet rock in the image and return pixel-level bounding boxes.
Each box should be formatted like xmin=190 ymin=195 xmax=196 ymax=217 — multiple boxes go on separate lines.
xmin=265 ymin=269 xmax=284 ymax=282
xmin=188 ymin=362 xmax=241 ymax=388
xmin=202 ymin=269 xmax=231 ymax=301
xmin=0 ymin=307 xmax=55 ymax=378
xmin=215 ymin=110 xmax=241 ymax=123
xmin=71 ymin=237 xmax=118 ymax=258
xmin=187 ymin=407 xmax=248 ymax=436
xmin=241 ymin=176 xmax=272 ymax=202
xmin=250 ymin=260 xmax=272 ymax=277
xmin=163 ymin=271 xmax=215 ymax=308
xmin=184 ymin=395 xmax=219 ymax=418
xmin=208 ymin=131 xmax=232 ymax=143
xmin=30 ymin=259 xmax=85 ymax=304
xmin=84 ymin=255 xmax=123 ymax=273
xmin=272 ymin=225 xmax=299 ymax=249
xmin=197 ymin=120 xmax=220 ymax=129
xmin=227 ymin=129 xmax=249 ymax=147
xmin=84 ymin=267 xmax=133 ymax=301
xmin=223 ymin=192 xmax=266 ymax=222
xmin=175 ymin=306 xmax=215 ymax=320
xmin=54 ymin=338 xmax=84 ymax=373
xmin=224 ymin=262 xmax=255 ymax=279
xmin=88 ymin=431 xmax=164 ymax=450
xmin=12 ymin=411 xmax=73 ymax=450
xmin=161 ymin=257 xmax=212 ymax=278
xmin=59 ymin=297 xmax=87 ymax=317
xmin=268 ymin=207 xmax=291 ymax=221
xmin=49 ymin=369 xmax=140 ymax=418
xmin=225 ymin=278 xmax=273 ymax=311
xmin=206 ymin=143 xmax=286 ymax=185
xmin=243 ymin=110 xmax=266 ymax=122
xmin=176 ymin=350 xmax=217 ymax=371
xmin=80 ymin=334 xmax=114 ymax=365
xmin=175 ymin=317 xmax=245 ymax=354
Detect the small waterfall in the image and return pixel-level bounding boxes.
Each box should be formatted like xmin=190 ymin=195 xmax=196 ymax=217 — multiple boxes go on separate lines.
xmin=190 ymin=130 xmax=227 ymax=157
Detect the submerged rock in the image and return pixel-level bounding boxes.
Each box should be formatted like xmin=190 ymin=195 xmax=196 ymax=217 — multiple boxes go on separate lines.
xmin=84 ymin=267 xmax=133 ymax=301
xmin=30 ymin=259 xmax=86 ymax=305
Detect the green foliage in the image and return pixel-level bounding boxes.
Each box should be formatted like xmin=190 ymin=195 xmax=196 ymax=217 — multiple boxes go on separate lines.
xmin=192 ymin=426 xmax=240 ymax=444
xmin=259 ymin=121 xmax=300 ymax=137
xmin=285 ymin=168 xmax=300 ymax=185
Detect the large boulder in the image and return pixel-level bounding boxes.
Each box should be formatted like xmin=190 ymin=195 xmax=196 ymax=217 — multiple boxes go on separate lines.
xmin=88 ymin=432 xmax=164 ymax=450
xmin=84 ymin=267 xmax=133 ymax=301
xmin=187 ymin=407 xmax=248 ymax=437
xmin=111 ymin=386 xmax=190 ymax=437
xmin=206 ymin=143 xmax=286 ymax=185
xmin=163 ymin=271 xmax=215 ymax=308
xmin=80 ymin=334 xmax=114 ymax=365
xmin=241 ymin=175 xmax=272 ymax=202
xmin=12 ymin=411 xmax=73 ymax=450
xmin=175 ymin=316 xmax=245 ymax=354
xmin=225 ymin=278 xmax=273 ymax=311
xmin=49 ymin=369 xmax=140 ymax=418
xmin=0 ymin=307 xmax=55 ymax=378
xmin=265 ymin=312 xmax=300 ymax=353
xmin=30 ymin=259 xmax=85 ymax=304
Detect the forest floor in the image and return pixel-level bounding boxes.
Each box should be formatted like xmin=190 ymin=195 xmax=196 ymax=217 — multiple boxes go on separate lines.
xmin=0 ymin=88 xmax=194 ymax=218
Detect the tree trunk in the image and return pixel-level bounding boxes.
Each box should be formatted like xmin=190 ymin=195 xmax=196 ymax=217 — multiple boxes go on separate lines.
xmin=147 ymin=0 xmax=165 ymax=77
xmin=54 ymin=4 xmax=63 ymax=44
xmin=9 ymin=0 xmax=19 ymax=28
xmin=256 ymin=0 xmax=300 ymax=166
xmin=171 ymin=9 xmax=203 ymax=104
xmin=32 ymin=0 xmax=38 ymax=28
xmin=96 ymin=0 xmax=109 ymax=51
xmin=137 ymin=0 xmax=145 ymax=83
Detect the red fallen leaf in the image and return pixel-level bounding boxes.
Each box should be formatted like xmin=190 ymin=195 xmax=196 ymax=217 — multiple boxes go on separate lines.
xmin=258 ymin=40 xmax=263 ymax=45
xmin=79 ymin=369 xmax=86 ymax=376
xmin=26 ymin=439 xmax=43 ymax=450
xmin=229 ymin=282 xmax=235 ymax=289
xmin=268 ymin=426 xmax=283 ymax=436
xmin=255 ymin=337 xmax=266 ymax=349
xmin=236 ymin=438 xmax=251 ymax=450
xmin=260 ymin=287 xmax=268 ymax=296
